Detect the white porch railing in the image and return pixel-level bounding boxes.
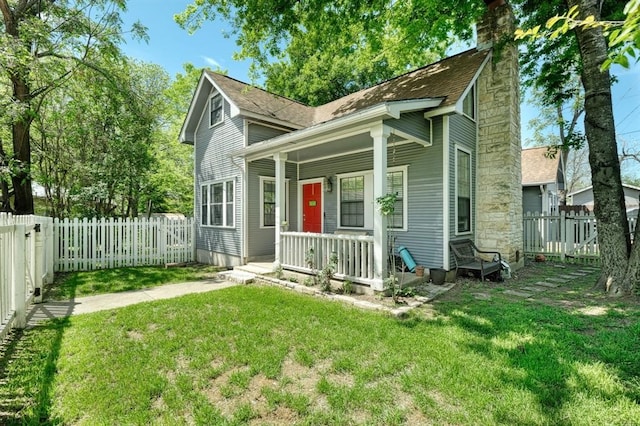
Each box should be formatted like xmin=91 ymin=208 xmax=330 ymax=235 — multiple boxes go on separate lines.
xmin=280 ymin=231 xmax=375 ymax=284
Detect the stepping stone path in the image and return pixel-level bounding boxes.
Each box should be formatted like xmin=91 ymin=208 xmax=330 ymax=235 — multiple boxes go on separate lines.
xmin=472 ymin=267 xmax=598 ymax=301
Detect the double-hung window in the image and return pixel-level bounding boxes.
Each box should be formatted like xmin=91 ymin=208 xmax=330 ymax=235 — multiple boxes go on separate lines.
xmin=340 ymin=176 xmax=365 ymax=227
xmin=260 ymin=177 xmax=289 ymax=227
xmin=386 ymin=170 xmax=405 ymax=229
xmin=209 ymin=94 xmax=223 ymax=127
xmin=201 ymin=180 xmax=234 ymax=227
xmin=456 ymin=147 xmax=472 ymax=234
xmin=337 ymin=166 xmax=408 ymax=230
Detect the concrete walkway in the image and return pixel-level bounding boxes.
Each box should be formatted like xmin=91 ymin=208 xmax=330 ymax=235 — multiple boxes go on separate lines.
xmin=26 ymin=279 xmax=237 ymax=328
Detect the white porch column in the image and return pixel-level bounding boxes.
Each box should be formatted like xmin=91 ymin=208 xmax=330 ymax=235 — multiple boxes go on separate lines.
xmin=274 ymin=152 xmax=287 ymax=266
xmin=371 ymin=124 xmax=390 ymax=291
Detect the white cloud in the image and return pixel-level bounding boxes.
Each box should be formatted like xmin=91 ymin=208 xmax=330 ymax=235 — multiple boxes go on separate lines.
xmin=201 ymin=55 xmax=221 ymax=69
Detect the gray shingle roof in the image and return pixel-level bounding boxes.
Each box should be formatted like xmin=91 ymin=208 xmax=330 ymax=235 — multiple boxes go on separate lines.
xmin=207 ymin=48 xmax=489 ymax=128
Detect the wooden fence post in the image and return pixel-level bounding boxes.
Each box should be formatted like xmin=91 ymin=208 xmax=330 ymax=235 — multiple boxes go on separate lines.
xmin=45 ymin=218 xmax=54 ymax=283
xmin=34 ymin=225 xmax=44 ymax=303
xmin=12 ymin=224 xmax=26 ymax=329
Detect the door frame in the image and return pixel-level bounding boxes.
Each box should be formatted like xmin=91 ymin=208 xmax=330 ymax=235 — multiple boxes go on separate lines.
xmin=297 ymin=178 xmax=325 ymax=233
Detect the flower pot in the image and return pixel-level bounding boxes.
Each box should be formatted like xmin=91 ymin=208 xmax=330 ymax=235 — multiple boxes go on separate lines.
xmin=430 ymin=268 xmax=446 ymax=285
xmin=415 ymin=265 xmax=425 ymax=277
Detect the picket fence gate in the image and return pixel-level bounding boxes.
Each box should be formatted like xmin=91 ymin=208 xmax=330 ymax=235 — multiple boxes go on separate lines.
xmin=0 ymin=214 xmax=54 ymax=339
xmin=53 ymin=217 xmax=196 ymax=272
xmin=523 ymin=211 xmax=638 ymax=263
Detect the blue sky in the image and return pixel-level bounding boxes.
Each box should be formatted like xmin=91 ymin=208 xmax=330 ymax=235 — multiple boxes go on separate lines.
xmin=120 ymin=1 xmax=640 ymax=167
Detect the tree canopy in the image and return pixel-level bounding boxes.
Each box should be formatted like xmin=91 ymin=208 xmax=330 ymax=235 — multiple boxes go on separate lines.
xmin=176 ymin=0 xmax=485 ymax=106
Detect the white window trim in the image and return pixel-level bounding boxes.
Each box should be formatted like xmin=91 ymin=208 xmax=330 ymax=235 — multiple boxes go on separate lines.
xmin=455 ymin=145 xmax=472 ymax=236
xmin=201 ymin=179 xmax=235 ymax=228
xmin=259 ymin=176 xmax=290 ymax=228
xmin=209 ymin=93 xmax=224 ymax=128
xmin=336 ymin=165 xmax=408 ymax=232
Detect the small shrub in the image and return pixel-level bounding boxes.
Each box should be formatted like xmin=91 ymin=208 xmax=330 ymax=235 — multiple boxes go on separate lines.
xmin=303 ymin=277 xmax=315 ymax=287
xmin=343 ymin=280 xmax=353 ymax=295
xmin=287 ymin=276 xmax=298 ymax=283
xmin=318 ymin=253 xmax=338 ymax=292
xmin=398 ymin=286 xmax=416 ymax=297
xmin=274 ymin=263 xmax=283 ymax=280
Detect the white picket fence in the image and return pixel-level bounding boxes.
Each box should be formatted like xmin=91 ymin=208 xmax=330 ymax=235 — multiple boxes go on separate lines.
xmin=523 ymin=211 xmax=638 ymax=263
xmin=0 ymin=214 xmax=54 ymax=339
xmin=54 ymin=217 xmax=195 ymax=272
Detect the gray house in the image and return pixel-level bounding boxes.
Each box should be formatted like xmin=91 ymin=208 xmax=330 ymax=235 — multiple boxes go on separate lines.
xmin=521 ymin=146 xmax=566 ymax=214
xmin=180 ymin=2 xmax=524 ymax=291
xmin=569 ymin=184 xmax=640 ymax=214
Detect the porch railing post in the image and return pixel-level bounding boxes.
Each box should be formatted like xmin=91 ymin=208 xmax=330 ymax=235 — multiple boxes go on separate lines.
xmin=273 ymin=152 xmax=288 ymax=267
xmin=371 ymin=124 xmax=390 ymax=291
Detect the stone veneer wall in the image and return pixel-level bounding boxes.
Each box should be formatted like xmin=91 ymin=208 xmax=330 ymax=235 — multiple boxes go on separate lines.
xmin=476 ymin=2 xmax=524 ymax=269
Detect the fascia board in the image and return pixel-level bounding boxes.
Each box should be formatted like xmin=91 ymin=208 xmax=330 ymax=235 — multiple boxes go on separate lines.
xmin=236 ymin=99 xmax=442 ymax=159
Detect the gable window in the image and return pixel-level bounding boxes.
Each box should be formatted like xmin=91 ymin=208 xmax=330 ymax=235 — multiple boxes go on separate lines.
xmin=462 ymin=86 xmax=475 ymax=119
xmin=456 ymin=147 xmax=472 ymax=234
xmin=201 ymin=180 xmax=234 ymax=227
xmin=209 ymin=94 xmax=223 ymax=127
xmin=260 ymin=177 xmax=289 ymax=227
xmin=337 ymin=166 xmax=408 ymax=230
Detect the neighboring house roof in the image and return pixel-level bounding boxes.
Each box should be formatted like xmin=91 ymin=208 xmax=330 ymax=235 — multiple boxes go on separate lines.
xmin=180 ymin=48 xmax=490 ymax=144
xmin=521 ymin=146 xmax=562 ymax=186
xmin=568 ymin=183 xmax=640 ymax=197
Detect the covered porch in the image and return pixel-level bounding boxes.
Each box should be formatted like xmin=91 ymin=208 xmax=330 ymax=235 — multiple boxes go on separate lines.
xmin=240 ymin=100 xmax=441 ymax=291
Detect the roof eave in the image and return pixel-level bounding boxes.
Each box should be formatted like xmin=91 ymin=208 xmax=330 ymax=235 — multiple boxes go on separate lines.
xmin=235 ymin=98 xmax=443 ymax=160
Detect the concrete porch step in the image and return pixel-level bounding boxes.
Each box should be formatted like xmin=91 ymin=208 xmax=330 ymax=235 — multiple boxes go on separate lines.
xmin=234 ymin=262 xmax=275 ymax=275
xmin=218 ymin=270 xmax=256 ymax=284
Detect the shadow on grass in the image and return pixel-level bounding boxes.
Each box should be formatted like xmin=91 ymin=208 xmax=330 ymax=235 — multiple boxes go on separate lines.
xmin=0 ymin=273 xmax=81 ymax=424
xmin=0 ymin=318 xmax=69 ymax=424
xmin=432 ymin=294 xmax=640 ymax=423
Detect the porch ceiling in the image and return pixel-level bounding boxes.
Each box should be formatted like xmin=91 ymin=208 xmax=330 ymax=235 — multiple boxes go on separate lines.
xmin=280 ymin=132 xmax=406 ymax=164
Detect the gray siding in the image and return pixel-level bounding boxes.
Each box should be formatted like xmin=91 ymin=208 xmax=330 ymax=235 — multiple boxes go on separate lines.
xmin=298 ymin=118 xmax=446 ymax=269
xmin=247 ymin=122 xmax=290 ymax=145
xmin=523 ymin=186 xmax=542 ymax=214
xmin=194 ymin=93 xmax=244 ymax=259
xmin=384 ymin=111 xmax=431 ymax=143
xmin=246 ymin=159 xmax=298 ymax=258
xmin=448 ymin=114 xmax=477 ymax=266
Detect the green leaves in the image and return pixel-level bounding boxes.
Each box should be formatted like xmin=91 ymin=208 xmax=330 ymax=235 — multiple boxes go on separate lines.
xmin=176 ymin=0 xmax=484 ymax=104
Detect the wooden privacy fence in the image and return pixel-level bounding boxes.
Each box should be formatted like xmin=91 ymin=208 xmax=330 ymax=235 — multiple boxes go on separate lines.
xmin=523 ymin=211 xmax=638 ymax=263
xmin=54 ymin=217 xmax=195 ymax=272
xmin=0 ymin=214 xmax=54 ymax=338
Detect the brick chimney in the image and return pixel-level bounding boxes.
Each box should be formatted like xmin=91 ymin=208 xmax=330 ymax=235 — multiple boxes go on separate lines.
xmin=475 ymin=1 xmax=524 ymax=269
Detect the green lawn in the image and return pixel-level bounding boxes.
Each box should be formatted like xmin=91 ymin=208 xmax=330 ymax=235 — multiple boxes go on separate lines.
xmin=1 ymin=265 xmax=639 ymax=424
xmin=48 ymin=264 xmax=222 ymax=300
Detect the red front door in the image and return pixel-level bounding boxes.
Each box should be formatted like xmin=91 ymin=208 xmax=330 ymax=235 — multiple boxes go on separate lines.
xmin=302 ymin=182 xmax=322 ymax=233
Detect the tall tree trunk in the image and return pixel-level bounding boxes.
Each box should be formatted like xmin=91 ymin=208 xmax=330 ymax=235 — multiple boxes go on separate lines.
xmin=11 ymin=110 xmax=34 ymax=215
xmin=567 ymin=0 xmax=634 ymax=295
xmin=2 ymin=0 xmax=35 ymax=214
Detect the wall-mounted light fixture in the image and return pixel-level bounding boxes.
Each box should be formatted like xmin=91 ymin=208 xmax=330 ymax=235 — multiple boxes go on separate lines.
xmin=325 ymin=176 xmax=333 ymax=193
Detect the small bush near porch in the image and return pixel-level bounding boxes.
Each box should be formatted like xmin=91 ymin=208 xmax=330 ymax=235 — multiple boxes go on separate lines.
xmin=1 ymin=266 xmax=639 ymax=424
